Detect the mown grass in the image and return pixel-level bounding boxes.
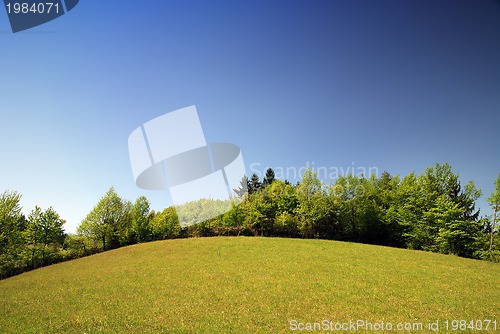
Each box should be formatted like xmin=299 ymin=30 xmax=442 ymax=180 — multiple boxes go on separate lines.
xmin=1 ymin=237 xmax=498 ymax=333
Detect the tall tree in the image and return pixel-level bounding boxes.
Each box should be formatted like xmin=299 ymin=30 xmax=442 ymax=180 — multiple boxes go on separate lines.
xmin=248 ymin=173 xmax=262 ymax=194
xmin=24 ymin=206 xmax=43 ymax=268
xmin=131 ymin=196 xmax=152 ymax=243
xmin=431 ymin=195 xmax=481 ymax=257
xmin=262 ymin=168 xmax=276 ymax=187
xmin=403 ymin=163 xmax=482 ymax=256
xmin=78 ymin=188 xmax=131 ymax=251
xmin=386 ymin=172 xmax=419 ymax=248
xmin=296 ymin=168 xmax=331 ymax=238
xmin=487 ymin=173 xmax=500 ymax=260
xmin=25 ymin=206 xmax=66 ymax=268
xmin=371 ymin=172 xmax=405 ymax=247
xmin=233 ymin=175 xmax=249 ymax=197
xmin=0 ymin=191 xmax=25 ymax=278
xmin=150 ymin=207 xmax=181 ymax=240
xmin=243 ymin=192 xmax=273 ymax=236
xmin=333 ymin=175 xmax=365 ymax=241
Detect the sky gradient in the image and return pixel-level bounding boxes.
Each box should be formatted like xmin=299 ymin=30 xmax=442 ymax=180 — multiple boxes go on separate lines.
xmin=1 ymin=0 xmax=499 ymax=233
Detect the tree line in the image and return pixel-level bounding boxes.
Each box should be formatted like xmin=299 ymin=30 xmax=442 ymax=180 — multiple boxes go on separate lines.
xmin=1 ymin=163 xmax=499 ymax=279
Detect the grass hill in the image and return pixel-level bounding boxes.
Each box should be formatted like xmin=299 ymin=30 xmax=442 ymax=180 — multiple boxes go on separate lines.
xmin=1 ymin=237 xmax=498 ymax=333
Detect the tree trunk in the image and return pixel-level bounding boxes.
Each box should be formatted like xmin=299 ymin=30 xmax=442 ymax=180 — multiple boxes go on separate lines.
xmin=31 ymin=246 xmax=36 ymax=269
xmin=490 ymin=208 xmax=496 ymax=261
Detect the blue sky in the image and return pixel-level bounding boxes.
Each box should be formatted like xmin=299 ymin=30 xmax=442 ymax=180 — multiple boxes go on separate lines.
xmin=1 ymin=0 xmax=499 ymax=233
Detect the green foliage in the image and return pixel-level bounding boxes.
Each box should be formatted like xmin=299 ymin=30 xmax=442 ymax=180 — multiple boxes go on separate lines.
xmin=269 ymin=180 xmax=298 ymax=214
xmin=221 ymin=202 xmax=245 ymax=228
xmin=150 ymin=207 xmax=181 ymax=240
xmin=248 ymin=173 xmax=261 ymax=194
xmin=274 ymin=211 xmax=298 ymax=236
xmin=296 ymin=168 xmax=332 ymax=238
xmin=331 ymin=175 xmax=366 ymax=241
xmin=488 ymin=173 xmax=500 ymax=211
xmin=77 ymin=188 xmax=131 ymax=251
xmin=0 ymin=192 xmax=68 ymax=279
xmin=242 ymin=192 xmax=269 ymax=235
xmin=0 ymin=191 xmax=25 ymax=278
xmin=147 ymin=163 xmax=490 ymax=260
xmin=175 ymin=198 xmax=232 ymax=227
xmin=3 ymin=162 xmax=497 ymax=279
xmin=130 ymin=196 xmax=152 ymax=243
xmin=24 ymin=206 xmax=66 ymax=269
xmin=238 ymin=180 xmax=297 ymax=236
xmin=62 ymin=233 xmax=92 ymax=259
xmin=233 ymin=175 xmax=248 ymax=197
xmin=262 ymin=167 xmax=276 ymax=187
xmin=24 ymin=206 xmax=43 ymax=269
xmin=486 ymin=173 xmax=500 ymax=261
xmin=400 ymin=164 xmax=484 ymax=257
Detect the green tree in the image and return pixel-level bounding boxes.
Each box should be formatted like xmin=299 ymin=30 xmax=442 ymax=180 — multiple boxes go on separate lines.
xmin=370 ymin=172 xmax=405 ymax=247
xmin=131 ymin=196 xmax=152 ymax=243
xmin=0 ymin=191 xmax=25 ymax=278
xmin=41 ymin=207 xmax=65 ymax=262
xmin=233 ymin=175 xmax=249 ymax=197
xmin=401 ymin=163 xmax=483 ymax=257
xmin=393 ymin=172 xmax=426 ymax=249
xmin=268 ymin=180 xmax=298 ymax=214
xmin=430 ymin=195 xmax=481 ymax=257
xmin=77 ymin=188 xmax=131 ymax=251
xmin=150 ymin=207 xmax=181 ymax=240
xmin=24 ymin=206 xmax=44 ymax=269
xmin=487 ymin=173 xmax=500 ymax=260
xmin=248 ymin=173 xmax=262 ymax=194
xmin=243 ymin=191 xmax=273 ymax=236
xmin=351 ymin=174 xmax=398 ymax=246
xmin=332 ymin=175 xmax=366 ymax=241
xmin=268 ymin=180 xmax=299 ymax=236
xmin=222 ymin=202 xmax=245 ymax=228
xmin=262 ymin=168 xmax=276 ymax=187
xmin=274 ymin=211 xmax=298 ymax=237
xmin=296 ymin=168 xmax=332 ymax=238
xmin=63 ymin=233 xmax=92 ymax=259
xmin=25 ymin=206 xmax=66 ymax=267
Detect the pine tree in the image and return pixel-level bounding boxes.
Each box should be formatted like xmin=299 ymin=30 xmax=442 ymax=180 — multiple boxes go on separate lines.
xmin=233 ymin=175 xmax=249 ymax=197
xmin=248 ymin=173 xmax=262 ymax=194
xmin=262 ymin=168 xmax=276 ymax=187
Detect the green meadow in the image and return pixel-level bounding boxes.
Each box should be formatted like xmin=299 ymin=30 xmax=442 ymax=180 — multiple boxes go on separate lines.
xmin=1 ymin=237 xmax=498 ymax=333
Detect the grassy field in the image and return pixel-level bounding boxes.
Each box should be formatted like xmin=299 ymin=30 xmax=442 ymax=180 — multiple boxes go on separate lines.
xmin=0 ymin=237 xmax=498 ymax=333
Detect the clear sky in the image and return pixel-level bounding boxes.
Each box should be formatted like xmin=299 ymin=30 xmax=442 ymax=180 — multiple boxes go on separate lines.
xmin=1 ymin=0 xmax=499 ymax=233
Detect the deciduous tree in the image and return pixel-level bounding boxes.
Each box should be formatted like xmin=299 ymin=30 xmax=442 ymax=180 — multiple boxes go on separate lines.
xmin=487 ymin=173 xmax=500 ymax=260
xmin=131 ymin=196 xmax=152 ymax=243
xmin=0 ymin=191 xmax=25 ymax=278
xmin=77 ymin=188 xmax=131 ymax=251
